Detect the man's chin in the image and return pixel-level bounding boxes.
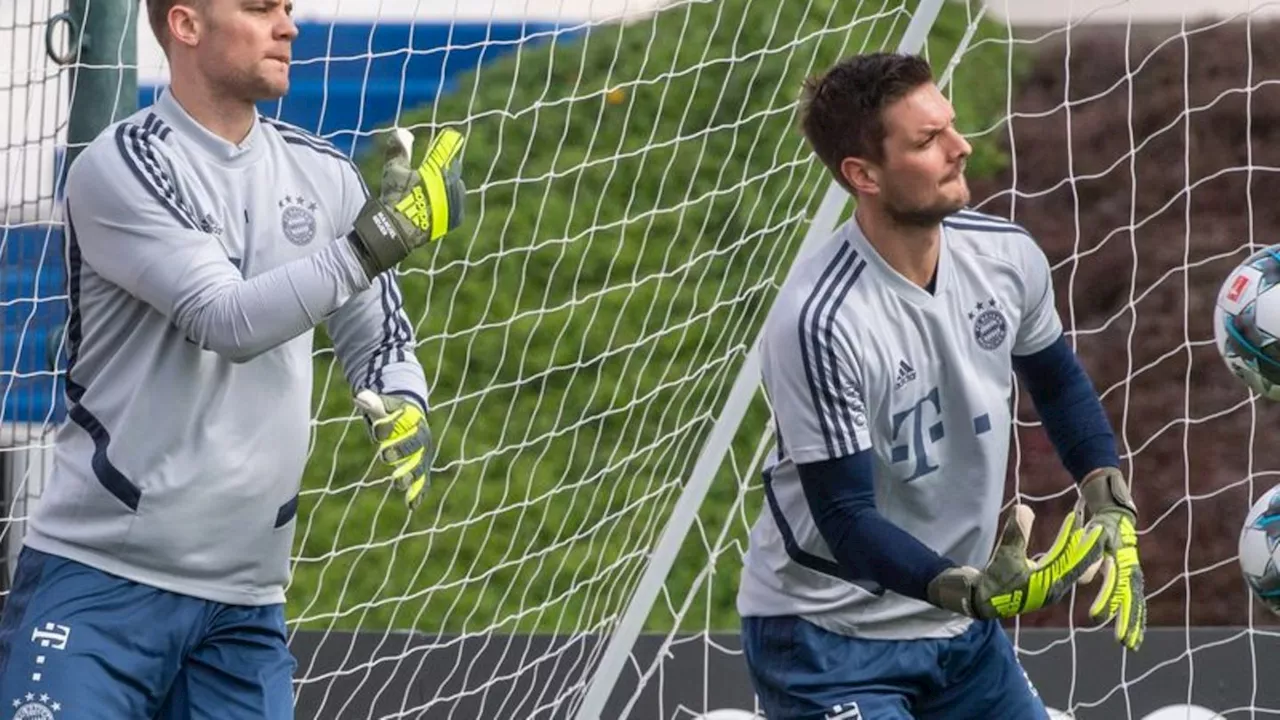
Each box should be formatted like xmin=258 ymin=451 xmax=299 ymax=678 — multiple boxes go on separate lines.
xmin=944 ymin=178 xmax=970 ymax=206
xmin=249 ymin=79 xmax=289 ymax=103
xmin=886 ymin=199 xmax=968 ymax=228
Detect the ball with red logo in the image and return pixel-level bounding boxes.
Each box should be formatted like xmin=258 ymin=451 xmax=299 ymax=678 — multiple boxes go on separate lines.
xmin=1215 ymin=246 xmax=1280 ymax=400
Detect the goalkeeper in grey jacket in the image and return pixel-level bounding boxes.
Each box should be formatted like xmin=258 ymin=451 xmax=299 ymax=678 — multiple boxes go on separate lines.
xmin=0 ymin=1 xmax=462 ymax=717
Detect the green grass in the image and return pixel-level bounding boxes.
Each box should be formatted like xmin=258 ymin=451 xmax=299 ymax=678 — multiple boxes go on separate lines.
xmin=285 ymin=0 xmax=1029 ymax=636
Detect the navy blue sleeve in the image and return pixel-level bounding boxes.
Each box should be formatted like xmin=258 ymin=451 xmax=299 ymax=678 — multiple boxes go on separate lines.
xmin=1012 ymin=333 xmax=1120 ymax=481
xmin=797 ymin=451 xmax=956 ymax=602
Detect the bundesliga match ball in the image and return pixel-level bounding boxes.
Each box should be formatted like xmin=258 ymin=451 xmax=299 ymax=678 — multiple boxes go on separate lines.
xmin=1214 ymin=246 xmax=1280 ymax=401
xmin=1239 ymin=485 xmax=1280 ymax=615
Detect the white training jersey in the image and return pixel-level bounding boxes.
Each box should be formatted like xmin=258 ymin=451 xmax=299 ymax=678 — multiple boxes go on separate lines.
xmin=26 ymin=89 xmax=427 ymax=606
xmin=736 ymin=209 xmax=1064 ymax=640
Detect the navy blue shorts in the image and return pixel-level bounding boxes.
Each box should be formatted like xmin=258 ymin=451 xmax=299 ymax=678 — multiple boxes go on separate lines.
xmin=0 ymin=547 xmax=295 ymax=719
xmin=741 ymin=615 xmax=1048 ymax=719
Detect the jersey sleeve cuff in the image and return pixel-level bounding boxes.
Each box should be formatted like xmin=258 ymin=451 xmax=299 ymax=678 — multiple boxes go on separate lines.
xmin=382 ymin=389 xmax=428 ymax=414
xmin=786 ymin=438 xmax=871 ymax=465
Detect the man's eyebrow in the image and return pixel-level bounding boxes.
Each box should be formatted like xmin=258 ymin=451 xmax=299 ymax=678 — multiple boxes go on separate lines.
xmin=916 ymin=116 xmax=957 ymax=137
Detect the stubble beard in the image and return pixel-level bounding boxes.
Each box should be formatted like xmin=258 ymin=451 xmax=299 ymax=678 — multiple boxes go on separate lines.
xmin=883 ymin=180 xmax=969 ymax=228
xmin=211 ymin=62 xmax=288 ymax=105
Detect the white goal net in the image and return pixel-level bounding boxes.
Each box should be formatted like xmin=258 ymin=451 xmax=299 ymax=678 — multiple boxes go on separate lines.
xmin=7 ymin=0 xmax=1280 ymax=718
xmin=0 ymin=0 xmax=67 ymax=589
xmin=960 ymin=1 xmax=1280 ymax=719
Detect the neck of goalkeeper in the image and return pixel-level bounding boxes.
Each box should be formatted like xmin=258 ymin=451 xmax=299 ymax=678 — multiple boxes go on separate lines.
xmin=165 ymin=61 xmax=258 ymax=146
xmin=855 ymin=204 xmax=942 ymax=291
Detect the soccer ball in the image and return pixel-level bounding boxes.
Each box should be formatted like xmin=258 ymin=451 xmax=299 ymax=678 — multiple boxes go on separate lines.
xmin=1238 ymin=484 xmax=1280 ymax=614
xmin=1215 ymin=246 xmax=1280 ymax=400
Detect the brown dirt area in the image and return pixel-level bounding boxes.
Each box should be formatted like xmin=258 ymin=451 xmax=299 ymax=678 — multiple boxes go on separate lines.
xmin=967 ymin=20 xmax=1280 ymax=628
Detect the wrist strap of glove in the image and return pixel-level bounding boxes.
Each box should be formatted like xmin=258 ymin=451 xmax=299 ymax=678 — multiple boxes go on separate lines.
xmin=927 ymin=566 xmax=983 ymax=618
xmin=1080 ymin=467 xmax=1137 ymax=519
xmin=348 ymin=203 xmax=409 ymax=279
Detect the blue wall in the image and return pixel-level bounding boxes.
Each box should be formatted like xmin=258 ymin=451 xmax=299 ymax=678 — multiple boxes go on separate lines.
xmin=1 ymin=20 xmax=563 ymax=424
xmin=0 ymin=226 xmax=67 ymax=425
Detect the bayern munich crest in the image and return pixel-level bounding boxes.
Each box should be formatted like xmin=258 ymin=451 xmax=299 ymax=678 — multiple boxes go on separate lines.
xmin=968 ymin=298 xmax=1008 ymax=350
xmin=279 ymin=194 xmax=318 ymax=246
xmin=10 ymin=692 xmax=59 ymax=719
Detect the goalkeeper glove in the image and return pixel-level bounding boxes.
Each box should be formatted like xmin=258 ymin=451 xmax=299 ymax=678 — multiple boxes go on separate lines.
xmin=927 ymin=504 xmax=1104 ymax=619
xmin=1079 ymin=467 xmax=1147 ymax=651
xmin=353 ymin=390 xmax=434 ymax=510
xmin=347 ymin=127 xmax=466 ymax=279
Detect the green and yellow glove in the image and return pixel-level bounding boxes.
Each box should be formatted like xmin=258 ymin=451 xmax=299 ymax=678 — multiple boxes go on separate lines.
xmin=928 ymin=505 xmax=1104 ymax=619
xmin=1079 ymin=467 xmax=1146 ymax=651
xmin=348 ymin=127 xmax=466 ymax=279
xmin=354 ymin=390 xmax=433 ymax=510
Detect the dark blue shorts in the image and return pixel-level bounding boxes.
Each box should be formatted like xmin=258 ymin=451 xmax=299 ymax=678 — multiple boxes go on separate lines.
xmin=0 ymin=547 xmax=295 ymax=719
xmin=741 ymin=615 xmax=1048 ymax=719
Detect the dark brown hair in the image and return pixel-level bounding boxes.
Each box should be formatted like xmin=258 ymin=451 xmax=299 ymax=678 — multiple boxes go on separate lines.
xmin=799 ymin=53 xmax=935 ymax=191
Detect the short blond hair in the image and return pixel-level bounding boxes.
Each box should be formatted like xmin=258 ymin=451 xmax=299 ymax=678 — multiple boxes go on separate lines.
xmin=146 ymin=0 xmax=203 ymax=50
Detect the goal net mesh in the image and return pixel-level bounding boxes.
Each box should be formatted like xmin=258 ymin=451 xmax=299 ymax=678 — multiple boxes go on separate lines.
xmin=0 ymin=0 xmax=68 ymax=588
xmin=284 ymin=2 xmax=969 ymax=716
xmin=966 ymin=2 xmax=1280 ymax=718
xmin=5 ymin=0 xmax=1279 ymax=718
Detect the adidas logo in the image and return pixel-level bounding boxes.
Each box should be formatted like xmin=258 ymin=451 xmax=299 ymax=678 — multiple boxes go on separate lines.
xmin=894 ymin=359 xmax=917 ymax=390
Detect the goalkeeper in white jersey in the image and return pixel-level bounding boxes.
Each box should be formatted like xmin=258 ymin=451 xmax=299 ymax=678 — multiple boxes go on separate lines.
xmin=737 ymin=52 xmax=1146 ymax=719
xmin=0 ymin=0 xmax=464 ymax=717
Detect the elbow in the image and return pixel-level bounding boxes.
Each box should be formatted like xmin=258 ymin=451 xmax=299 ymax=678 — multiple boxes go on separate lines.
xmin=219 ymin=344 xmax=267 ymax=364
xmin=190 ymin=332 xmax=269 ymax=364
xmin=179 ymin=304 xmax=271 ymax=364
xmin=818 ymin=505 xmax=873 ymax=548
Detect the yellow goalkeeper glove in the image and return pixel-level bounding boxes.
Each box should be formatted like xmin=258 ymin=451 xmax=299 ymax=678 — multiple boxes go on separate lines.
xmin=348 ymin=127 xmax=466 ymax=279
xmin=928 ymin=505 xmax=1104 ymax=619
xmin=1079 ymin=467 xmax=1147 ymax=651
xmin=354 ymin=390 xmax=433 ymax=510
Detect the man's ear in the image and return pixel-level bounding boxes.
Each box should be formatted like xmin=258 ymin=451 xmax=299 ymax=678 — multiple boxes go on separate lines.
xmin=168 ymin=3 xmax=203 ymax=49
xmin=840 ymin=156 xmax=879 ymax=197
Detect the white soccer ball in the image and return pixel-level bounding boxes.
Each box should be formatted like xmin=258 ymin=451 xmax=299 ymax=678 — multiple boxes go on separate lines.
xmin=1214 ymin=246 xmax=1280 ymax=401
xmin=1142 ymin=705 xmax=1226 ymax=720
xmin=1239 ymin=484 xmax=1280 ymax=615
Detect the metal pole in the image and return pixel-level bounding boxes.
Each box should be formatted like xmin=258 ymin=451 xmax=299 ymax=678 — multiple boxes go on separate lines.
xmin=49 ymin=0 xmax=139 ymax=170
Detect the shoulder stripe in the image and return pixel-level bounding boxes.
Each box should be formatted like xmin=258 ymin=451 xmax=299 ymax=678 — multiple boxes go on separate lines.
xmin=262 ymin=118 xmax=348 ymax=157
xmin=947 ymin=209 xmax=1032 ymax=237
xmin=953 ymin=208 xmax=1027 ymax=227
xmin=797 ymin=245 xmax=866 ymax=458
xmin=954 ymin=208 xmax=1017 ymax=223
xmin=151 ymin=115 xmax=173 ymax=142
xmin=942 ymin=219 xmax=1031 ymax=238
xmin=820 ymin=258 xmax=865 ymax=451
xmin=798 ymin=246 xmax=853 ymax=458
xmin=278 ymin=132 xmax=353 ymax=164
xmin=260 ymin=116 xmax=333 ymax=144
xmin=261 ymin=117 xmax=369 ymax=194
xmin=114 ymin=121 xmax=198 ymax=231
